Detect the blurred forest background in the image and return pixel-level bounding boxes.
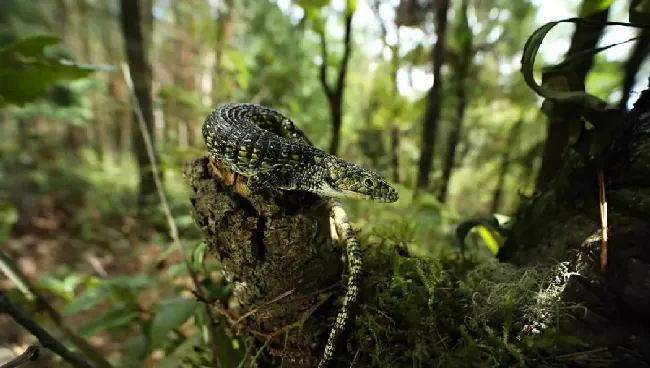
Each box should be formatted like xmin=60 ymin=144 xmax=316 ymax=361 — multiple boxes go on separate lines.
xmin=1 ymin=0 xmax=648 ymax=367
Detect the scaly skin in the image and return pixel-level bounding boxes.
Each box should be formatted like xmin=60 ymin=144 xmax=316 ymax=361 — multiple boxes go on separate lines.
xmin=202 ymin=103 xmax=398 ymax=367
xmin=202 ymin=103 xmax=398 ymax=203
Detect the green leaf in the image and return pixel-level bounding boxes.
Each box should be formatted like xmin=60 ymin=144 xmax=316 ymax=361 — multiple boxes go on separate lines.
xmin=578 ymin=0 xmax=614 ymax=17
xmin=121 ymin=333 xmax=149 ymax=366
xmin=63 ymin=284 xmax=113 ymax=315
xmin=191 ymin=242 xmax=208 ymax=269
xmin=106 ymin=275 xmax=156 ymax=290
xmin=346 ymin=0 xmax=358 ymax=16
xmin=0 ymin=201 xmax=18 ymax=242
xmin=79 ymin=307 xmax=140 ymax=337
xmin=149 ymin=297 xmax=199 ymax=348
xmin=295 ymin=0 xmax=329 ymax=11
xmin=0 ymin=35 xmax=114 ymax=106
xmin=520 ymin=18 xmax=644 ymax=106
xmin=160 ymin=332 xmax=204 ymax=368
xmin=0 ymin=35 xmax=60 ymax=60
xmin=37 ymin=274 xmax=83 ymax=300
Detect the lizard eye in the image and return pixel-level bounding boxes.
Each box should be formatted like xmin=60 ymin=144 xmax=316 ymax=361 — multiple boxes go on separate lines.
xmin=363 ymin=178 xmax=375 ymax=187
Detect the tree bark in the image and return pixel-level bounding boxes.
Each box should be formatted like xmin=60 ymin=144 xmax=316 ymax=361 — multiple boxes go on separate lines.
xmin=318 ymin=8 xmax=354 ymax=156
xmin=535 ymin=6 xmax=610 ymax=192
xmin=415 ymin=0 xmax=449 ymax=191
xmin=437 ymin=0 xmax=470 ymax=203
xmin=119 ymin=0 xmax=159 ymax=208
xmin=184 ymin=157 xmax=344 ymax=367
xmin=498 ymin=82 xmax=650 ymax=363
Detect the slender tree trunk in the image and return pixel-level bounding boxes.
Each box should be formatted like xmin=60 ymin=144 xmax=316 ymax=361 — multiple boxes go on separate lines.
xmin=535 ymin=5 xmax=610 ymax=191
xmin=491 ymin=118 xmax=524 ymax=213
xmin=76 ymin=0 xmax=108 ymax=162
xmin=120 ymin=0 xmax=159 ymax=208
xmin=61 ymin=0 xmax=86 ymax=160
xmin=437 ymin=0 xmax=470 ymax=202
xmin=371 ymin=0 xmax=401 ymax=183
xmin=214 ymin=0 xmax=235 ymax=103
xmin=619 ymin=29 xmax=650 ymax=110
xmin=101 ymin=0 xmax=130 ymax=163
xmin=389 ymin=124 xmax=401 ymax=183
xmin=318 ymin=7 xmax=354 ymax=156
xmin=415 ymin=0 xmax=449 ymax=191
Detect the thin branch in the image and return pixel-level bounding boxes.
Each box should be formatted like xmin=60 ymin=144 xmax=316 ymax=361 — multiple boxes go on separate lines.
xmin=0 ymin=345 xmax=39 ymax=368
xmin=0 ymin=251 xmax=113 ymax=368
xmin=0 ymin=292 xmax=93 ymax=368
xmin=121 ymin=62 xmax=221 ymax=368
xmin=318 ymin=31 xmax=333 ymax=100
xmin=334 ymin=11 xmax=354 ymax=95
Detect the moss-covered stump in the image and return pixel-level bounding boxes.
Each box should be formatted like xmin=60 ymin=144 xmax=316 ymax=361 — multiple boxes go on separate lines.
xmin=184 ymin=157 xmax=344 ymax=367
xmin=499 ymin=83 xmax=650 ymax=366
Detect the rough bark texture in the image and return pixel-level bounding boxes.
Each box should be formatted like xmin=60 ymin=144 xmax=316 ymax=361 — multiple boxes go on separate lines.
xmin=184 ymin=157 xmax=345 ymax=367
xmin=499 ymin=83 xmax=650 ymax=366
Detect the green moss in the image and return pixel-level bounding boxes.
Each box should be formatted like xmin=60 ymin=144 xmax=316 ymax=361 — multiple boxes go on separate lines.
xmin=352 ymin=240 xmax=584 ymax=368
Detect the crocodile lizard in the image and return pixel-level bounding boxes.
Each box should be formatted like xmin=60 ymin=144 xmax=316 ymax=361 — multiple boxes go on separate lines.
xmin=202 ymin=103 xmax=398 ymax=367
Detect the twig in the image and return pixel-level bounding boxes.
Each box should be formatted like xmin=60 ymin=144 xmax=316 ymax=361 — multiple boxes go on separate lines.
xmin=0 ymin=345 xmax=39 ymax=368
xmin=597 ymin=169 xmax=608 ymax=272
xmin=121 ymin=62 xmax=221 ymax=367
xmin=0 ymin=292 xmax=93 ymax=368
xmin=0 ymin=251 xmax=113 ymax=368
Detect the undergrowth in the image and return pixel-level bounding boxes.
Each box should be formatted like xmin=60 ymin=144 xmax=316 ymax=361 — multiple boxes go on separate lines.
xmin=0 ymin=149 xmax=584 ymax=367
xmin=352 ymin=233 xmax=584 ymax=368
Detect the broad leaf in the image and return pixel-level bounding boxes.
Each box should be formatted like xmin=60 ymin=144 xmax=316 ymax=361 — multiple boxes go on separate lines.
xmin=0 ymin=35 xmax=113 ymax=106
xmin=63 ymin=284 xmax=113 ymax=315
xmin=149 ymin=297 xmax=199 ymax=348
xmin=79 ymin=307 xmax=140 ymax=337
xmin=520 ymin=18 xmax=646 ymax=106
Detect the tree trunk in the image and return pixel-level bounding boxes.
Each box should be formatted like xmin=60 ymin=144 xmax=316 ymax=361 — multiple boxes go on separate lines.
xmin=415 ymin=0 xmax=449 ymax=191
xmin=318 ymin=8 xmax=354 ymax=156
xmin=437 ymin=0 xmax=470 ymax=203
xmin=490 ymin=118 xmax=524 ymax=213
xmin=371 ymin=0 xmax=401 ymax=184
xmin=119 ymin=0 xmax=158 ymax=208
xmin=389 ymin=124 xmax=401 ymax=183
xmin=619 ymin=29 xmax=650 ymax=111
xmin=214 ymin=0 xmax=235 ymax=104
xmin=60 ymin=0 xmax=86 ymax=160
xmin=535 ymin=5 xmax=610 ymax=191
xmin=498 ymin=82 xmax=650 ymax=363
xmin=185 ymin=157 xmax=342 ymax=367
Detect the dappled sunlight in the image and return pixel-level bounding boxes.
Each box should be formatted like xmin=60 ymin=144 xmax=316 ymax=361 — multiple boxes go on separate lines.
xmin=1 ymin=0 xmax=648 ymax=366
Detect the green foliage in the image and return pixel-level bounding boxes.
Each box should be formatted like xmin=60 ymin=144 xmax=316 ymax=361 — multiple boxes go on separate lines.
xmin=0 ymin=201 xmax=18 ymax=243
xmin=578 ymin=0 xmax=615 ymax=17
xmin=354 ymin=241 xmax=584 ymax=367
xmin=149 ymin=297 xmax=199 ymax=348
xmin=0 ymin=35 xmax=111 ymax=107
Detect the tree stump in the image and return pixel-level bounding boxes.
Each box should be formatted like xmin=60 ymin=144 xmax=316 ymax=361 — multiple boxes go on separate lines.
xmin=184 ymin=156 xmax=345 ymax=367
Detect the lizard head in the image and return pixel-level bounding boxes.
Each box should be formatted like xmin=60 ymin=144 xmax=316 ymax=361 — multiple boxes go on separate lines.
xmin=319 ymin=158 xmax=398 ymax=203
